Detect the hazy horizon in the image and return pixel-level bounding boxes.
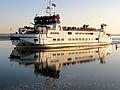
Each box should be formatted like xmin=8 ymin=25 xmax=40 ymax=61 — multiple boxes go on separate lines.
xmin=0 ymin=0 xmax=120 ymax=34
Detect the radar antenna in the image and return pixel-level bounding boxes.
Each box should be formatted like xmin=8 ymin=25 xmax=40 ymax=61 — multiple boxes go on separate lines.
xmin=46 ymin=0 xmax=56 ymax=16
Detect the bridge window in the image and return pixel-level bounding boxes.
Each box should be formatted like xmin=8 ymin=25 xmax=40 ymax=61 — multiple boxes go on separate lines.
xmin=50 ymin=32 xmax=59 ymax=34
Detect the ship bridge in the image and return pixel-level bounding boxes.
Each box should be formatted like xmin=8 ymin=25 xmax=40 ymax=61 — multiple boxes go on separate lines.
xmin=34 ymin=14 xmax=60 ymax=25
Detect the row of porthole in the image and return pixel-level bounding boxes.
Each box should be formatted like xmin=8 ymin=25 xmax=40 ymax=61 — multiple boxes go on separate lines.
xmin=52 ymin=51 xmax=97 ymax=57
xmin=68 ymin=51 xmax=95 ymax=55
xmin=53 ymin=53 xmax=64 ymax=56
xmin=63 ymin=60 xmax=94 ymax=66
xmin=67 ymin=55 xmax=93 ymax=61
xmin=53 ymin=38 xmax=98 ymax=41
xmin=68 ymin=38 xmax=98 ymax=41
xmin=75 ymin=32 xmax=93 ymax=35
xmin=53 ymin=38 xmax=64 ymax=41
xmin=75 ymin=55 xmax=93 ymax=60
xmin=50 ymin=32 xmax=94 ymax=35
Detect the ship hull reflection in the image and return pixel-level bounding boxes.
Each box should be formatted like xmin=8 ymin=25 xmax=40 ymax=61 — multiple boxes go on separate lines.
xmin=10 ymin=45 xmax=112 ymax=79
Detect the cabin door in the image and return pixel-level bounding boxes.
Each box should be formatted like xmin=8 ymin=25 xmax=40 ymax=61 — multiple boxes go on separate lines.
xmin=39 ymin=27 xmax=47 ymax=44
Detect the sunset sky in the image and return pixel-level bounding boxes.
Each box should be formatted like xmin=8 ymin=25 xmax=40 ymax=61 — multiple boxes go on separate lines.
xmin=0 ymin=0 xmax=120 ymax=34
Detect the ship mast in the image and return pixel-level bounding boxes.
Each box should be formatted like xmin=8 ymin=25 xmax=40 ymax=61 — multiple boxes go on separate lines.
xmin=46 ymin=0 xmax=56 ymax=16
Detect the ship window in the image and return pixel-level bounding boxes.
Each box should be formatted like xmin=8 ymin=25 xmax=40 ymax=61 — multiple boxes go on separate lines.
xmin=68 ymin=38 xmax=71 ymax=41
xmin=34 ymin=39 xmax=38 ymax=43
xmin=91 ymin=33 xmax=93 ymax=35
xmin=61 ymin=53 xmax=64 ymax=55
xmin=57 ymin=53 xmax=60 ymax=56
xmin=50 ymin=32 xmax=59 ymax=34
xmin=75 ymin=57 xmax=78 ymax=59
xmin=34 ymin=39 xmax=38 ymax=41
xmin=53 ymin=54 xmax=56 ymax=56
xmin=96 ymin=51 xmax=99 ymax=53
xmin=96 ymin=38 xmax=99 ymax=40
xmin=34 ymin=54 xmax=38 ymax=58
xmin=57 ymin=38 xmax=60 ymax=41
xmin=76 ymin=52 xmax=78 ymax=54
xmin=72 ymin=38 xmax=75 ymax=40
xmin=68 ymin=32 xmax=72 ymax=35
xmin=68 ymin=58 xmax=72 ymax=61
xmin=79 ymin=38 xmax=81 ymax=40
xmin=61 ymin=38 xmax=64 ymax=41
xmin=72 ymin=52 xmax=74 ymax=54
xmin=53 ymin=38 xmax=56 ymax=41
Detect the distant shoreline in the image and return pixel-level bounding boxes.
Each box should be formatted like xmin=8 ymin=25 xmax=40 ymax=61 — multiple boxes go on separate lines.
xmin=0 ymin=34 xmax=10 ymax=37
xmin=0 ymin=34 xmax=10 ymax=41
xmin=111 ymin=34 xmax=120 ymax=36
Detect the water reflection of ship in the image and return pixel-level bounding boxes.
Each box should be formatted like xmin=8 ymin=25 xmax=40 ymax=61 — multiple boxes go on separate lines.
xmin=9 ymin=45 xmax=112 ymax=79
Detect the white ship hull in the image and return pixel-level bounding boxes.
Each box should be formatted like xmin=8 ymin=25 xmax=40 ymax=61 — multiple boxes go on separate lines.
xmin=11 ymin=29 xmax=112 ymax=48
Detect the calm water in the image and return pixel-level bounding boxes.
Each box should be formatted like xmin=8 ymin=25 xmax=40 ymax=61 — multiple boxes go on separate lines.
xmin=0 ymin=41 xmax=120 ymax=90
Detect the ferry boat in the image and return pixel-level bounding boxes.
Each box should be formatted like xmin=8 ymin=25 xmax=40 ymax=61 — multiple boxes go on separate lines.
xmin=10 ymin=0 xmax=112 ymax=48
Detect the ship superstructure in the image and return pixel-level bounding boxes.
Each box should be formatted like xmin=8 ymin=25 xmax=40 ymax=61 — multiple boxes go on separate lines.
xmin=10 ymin=0 xmax=112 ymax=48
